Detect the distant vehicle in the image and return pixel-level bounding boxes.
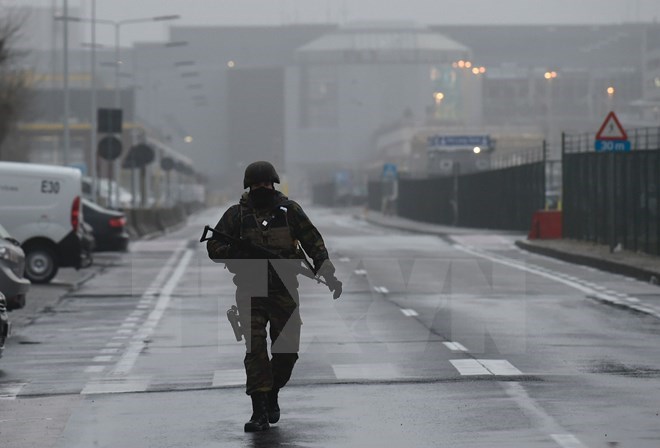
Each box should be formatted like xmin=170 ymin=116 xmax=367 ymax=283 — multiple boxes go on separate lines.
xmin=0 ymin=162 xmax=92 ymax=284
xmin=0 ymin=224 xmax=30 ymax=311
xmin=0 ymin=292 xmax=9 ymax=358
xmin=82 ymin=199 xmax=130 ymax=252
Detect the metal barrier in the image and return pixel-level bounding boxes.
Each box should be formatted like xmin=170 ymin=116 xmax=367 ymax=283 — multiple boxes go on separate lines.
xmin=394 ymin=147 xmax=546 ymax=231
xmin=563 ymin=128 xmax=660 ymax=254
xmin=457 ymin=162 xmax=545 ymax=230
xmin=367 ymin=181 xmax=382 ymax=211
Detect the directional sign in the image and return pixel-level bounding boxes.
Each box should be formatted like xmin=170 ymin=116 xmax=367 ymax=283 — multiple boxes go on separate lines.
xmin=427 ymin=135 xmax=491 ymax=150
xmin=382 ymin=163 xmax=398 ymax=180
xmin=595 ymin=140 xmax=631 ymax=152
xmin=596 ymin=111 xmax=627 ymax=141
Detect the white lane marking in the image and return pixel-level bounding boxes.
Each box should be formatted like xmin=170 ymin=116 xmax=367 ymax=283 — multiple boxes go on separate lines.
xmin=332 ymin=363 xmax=400 ymax=380
xmin=339 ymin=257 xmax=351 ymax=262
xmin=551 ymin=434 xmax=588 ymax=448
xmin=450 ymin=359 xmax=491 ymax=376
xmin=212 ymin=369 xmax=246 ymax=387
xmin=0 ymin=383 xmax=27 ymax=400
xmin=354 ymin=269 xmax=368 ymax=276
xmin=479 ymin=359 xmax=523 ymax=376
xmin=81 ymin=376 xmax=151 ymax=395
xmin=453 ymin=244 xmax=616 ymax=301
xmin=443 ymin=342 xmax=468 ymax=352
xmin=84 ymin=365 xmax=106 ymax=374
xmin=113 ymin=249 xmax=193 ymax=376
xmin=93 ymin=355 xmax=113 ymax=362
xmin=400 ymin=308 xmax=418 ymax=317
xmin=373 ymin=286 xmax=389 ymax=294
xmin=503 ymin=382 xmax=587 ymax=448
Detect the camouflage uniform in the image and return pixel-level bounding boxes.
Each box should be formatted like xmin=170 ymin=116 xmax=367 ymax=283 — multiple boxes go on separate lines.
xmin=207 ymin=191 xmax=333 ymax=395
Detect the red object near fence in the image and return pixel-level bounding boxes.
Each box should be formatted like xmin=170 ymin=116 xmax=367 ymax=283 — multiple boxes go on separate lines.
xmin=528 ymin=210 xmax=562 ymax=239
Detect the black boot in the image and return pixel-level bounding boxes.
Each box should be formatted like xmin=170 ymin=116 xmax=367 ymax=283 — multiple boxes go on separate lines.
xmin=244 ymin=392 xmax=270 ymax=432
xmin=268 ymin=388 xmax=280 ymax=424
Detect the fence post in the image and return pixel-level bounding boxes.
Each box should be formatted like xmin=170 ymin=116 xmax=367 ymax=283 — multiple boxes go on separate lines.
xmin=452 ymin=162 xmax=460 ymax=226
xmin=608 ymin=151 xmax=616 ymax=252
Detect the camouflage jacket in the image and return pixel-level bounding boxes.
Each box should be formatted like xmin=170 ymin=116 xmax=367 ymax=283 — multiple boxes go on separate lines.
xmin=207 ymin=191 xmax=333 ymax=275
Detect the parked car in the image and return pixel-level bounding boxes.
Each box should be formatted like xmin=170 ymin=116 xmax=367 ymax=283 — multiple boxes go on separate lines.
xmin=0 ymin=162 xmax=92 ymax=283
xmin=0 ymin=292 xmax=9 ymax=358
xmin=0 ymin=224 xmax=30 ymax=311
xmin=82 ymin=199 xmax=130 ymax=252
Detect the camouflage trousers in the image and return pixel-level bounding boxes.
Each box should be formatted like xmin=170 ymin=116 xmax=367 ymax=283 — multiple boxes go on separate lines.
xmin=236 ymin=287 xmax=301 ymax=396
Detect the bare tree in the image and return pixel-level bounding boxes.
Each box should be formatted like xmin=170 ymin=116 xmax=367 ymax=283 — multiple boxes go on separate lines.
xmin=0 ymin=8 xmax=29 ymax=160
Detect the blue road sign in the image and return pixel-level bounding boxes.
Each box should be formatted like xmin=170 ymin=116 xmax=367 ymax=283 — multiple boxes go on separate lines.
xmin=427 ymin=135 xmax=490 ymax=150
xmin=595 ymin=140 xmax=631 ymax=152
xmin=382 ymin=163 xmax=397 ymax=180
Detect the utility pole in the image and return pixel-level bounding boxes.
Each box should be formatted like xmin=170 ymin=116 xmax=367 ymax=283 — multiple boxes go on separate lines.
xmin=90 ymin=0 xmax=97 ymax=200
xmin=62 ymin=0 xmax=70 ymax=165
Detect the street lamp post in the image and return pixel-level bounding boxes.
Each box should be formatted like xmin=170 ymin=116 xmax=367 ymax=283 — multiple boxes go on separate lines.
xmin=62 ymin=0 xmax=69 ymax=166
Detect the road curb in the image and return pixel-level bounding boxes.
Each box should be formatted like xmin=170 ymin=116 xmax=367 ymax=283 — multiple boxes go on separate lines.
xmin=514 ymin=240 xmax=660 ymax=284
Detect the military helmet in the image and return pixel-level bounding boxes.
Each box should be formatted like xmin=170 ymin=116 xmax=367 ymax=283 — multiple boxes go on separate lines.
xmin=243 ymin=161 xmax=280 ymax=189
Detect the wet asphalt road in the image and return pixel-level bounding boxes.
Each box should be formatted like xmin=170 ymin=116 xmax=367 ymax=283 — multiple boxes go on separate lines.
xmin=1 ymin=206 xmax=660 ymax=447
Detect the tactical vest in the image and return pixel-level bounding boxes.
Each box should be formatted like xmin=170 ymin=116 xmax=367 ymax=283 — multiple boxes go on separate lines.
xmin=239 ymin=200 xmax=300 ymax=259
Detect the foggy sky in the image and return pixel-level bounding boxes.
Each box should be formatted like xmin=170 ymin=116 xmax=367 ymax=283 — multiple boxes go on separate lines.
xmin=6 ymin=0 xmax=660 ymax=47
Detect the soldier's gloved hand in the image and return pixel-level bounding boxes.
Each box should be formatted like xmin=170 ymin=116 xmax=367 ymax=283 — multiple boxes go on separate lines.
xmin=325 ymin=274 xmax=343 ymax=300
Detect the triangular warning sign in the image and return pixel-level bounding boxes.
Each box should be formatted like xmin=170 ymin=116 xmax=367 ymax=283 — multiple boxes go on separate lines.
xmin=596 ymin=111 xmax=628 ymax=141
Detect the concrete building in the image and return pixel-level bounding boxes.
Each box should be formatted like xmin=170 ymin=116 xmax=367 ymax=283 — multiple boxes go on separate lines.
xmin=285 ymin=24 xmax=475 ymax=192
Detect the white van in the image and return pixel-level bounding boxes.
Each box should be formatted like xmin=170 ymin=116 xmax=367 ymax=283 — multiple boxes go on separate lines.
xmin=0 ymin=162 xmax=91 ymax=283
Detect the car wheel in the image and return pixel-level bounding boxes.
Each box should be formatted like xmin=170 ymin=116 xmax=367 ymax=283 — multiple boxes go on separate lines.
xmin=24 ymin=246 xmax=58 ymax=284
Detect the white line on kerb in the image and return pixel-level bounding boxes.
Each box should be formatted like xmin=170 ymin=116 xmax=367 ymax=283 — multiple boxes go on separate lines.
xmin=112 ymin=249 xmax=193 ymax=376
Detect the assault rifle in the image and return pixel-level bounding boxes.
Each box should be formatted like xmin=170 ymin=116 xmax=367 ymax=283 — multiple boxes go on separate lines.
xmin=200 ymin=225 xmax=328 ymax=286
xmin=201 ymin=224 xmax=343 ymax=341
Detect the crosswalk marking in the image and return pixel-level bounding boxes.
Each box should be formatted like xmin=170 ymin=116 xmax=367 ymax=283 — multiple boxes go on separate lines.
xmin=450 ymin=359 xmax=522 ymax=376
xmin=479 ymin=359 xmax=523 ymax=375
xmin=84 ymin=365 xmax=106 ymax=374
xmin=450 ymin=359 xmax=491 ymax=376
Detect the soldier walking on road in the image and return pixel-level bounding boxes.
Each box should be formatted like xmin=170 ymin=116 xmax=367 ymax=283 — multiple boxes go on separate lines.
xmin=206 ymin=161 xmax=342 ymax=432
